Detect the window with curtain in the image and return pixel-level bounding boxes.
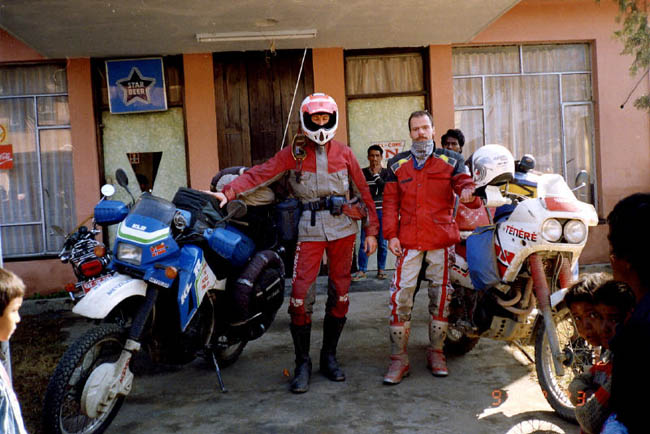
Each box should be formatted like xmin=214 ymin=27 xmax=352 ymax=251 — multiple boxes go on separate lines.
xmin=0 ymin=63 xmax=75 ymax=258
xmin=346 ymin=52 xmax=424 ymax=96
xmin=453 ymin=44 xmax=596 ymax=205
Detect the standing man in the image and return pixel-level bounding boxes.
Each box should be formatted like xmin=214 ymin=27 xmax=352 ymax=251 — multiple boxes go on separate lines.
xmin=441 ymin=129 xmax=465 ymax=154
xmin=382 ymin=110 xmax=480 ymax=384
xmin=210 ymin=93 xmax=378 ymax=394
xmin=605 ymin=192 xmax=650 ymax=433
xmin=352 ymin=145 xmax=389 ymax=281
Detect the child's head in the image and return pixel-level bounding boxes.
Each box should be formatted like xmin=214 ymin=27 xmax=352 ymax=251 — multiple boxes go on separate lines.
xmin=0 ymin=268 xmax=25 ymax=342
xmin=565 ymin=273 xmax=608 ymax=347
xmin=593 ymin=280 xmax=635 ymax=349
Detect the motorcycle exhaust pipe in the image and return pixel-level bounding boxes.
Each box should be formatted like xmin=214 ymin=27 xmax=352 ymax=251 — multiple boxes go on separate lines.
xmin=529 ymin=253 xmax=565 ymax=376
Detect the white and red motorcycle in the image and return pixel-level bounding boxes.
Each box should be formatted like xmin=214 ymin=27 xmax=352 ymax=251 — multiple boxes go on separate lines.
xmin=444 ymin=144 xmax=598 ymax=422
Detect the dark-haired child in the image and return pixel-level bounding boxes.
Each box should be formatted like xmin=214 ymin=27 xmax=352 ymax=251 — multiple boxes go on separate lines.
xmin=565 ymin=273 xmax=609 ymax=347
xmin=570 ymin=280 xmax=635 ymax=434
xmin=0 ymin=268 xmax=27 ymax=434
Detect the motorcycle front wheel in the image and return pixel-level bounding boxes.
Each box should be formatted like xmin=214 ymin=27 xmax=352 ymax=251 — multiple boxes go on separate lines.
xmin=43 ymin=324 xmax=127 ymax=434
xmin=534 ymin=307 xmax=596 ymax=422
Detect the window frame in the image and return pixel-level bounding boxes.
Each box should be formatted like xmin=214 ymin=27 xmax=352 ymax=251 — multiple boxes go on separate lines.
xmin=453 ymin=43 xmax=597 ymax=209
xmin=0 ymin=62 xmax=72 ymax=259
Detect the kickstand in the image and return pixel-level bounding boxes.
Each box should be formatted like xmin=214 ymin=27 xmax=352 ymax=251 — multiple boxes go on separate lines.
xmin=512 ymin=340 xmax=535 ymax=364
xmin=211 ymin=351 xmax=228 ymax=393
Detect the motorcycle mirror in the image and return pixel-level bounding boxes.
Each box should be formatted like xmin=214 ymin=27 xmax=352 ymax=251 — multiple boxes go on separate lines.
xmin=226 ymin=200 xmax=247 ymax=219
xmin=115 ymin=169 xmax=129 ymax=188
xmin=101 ymin=184 xmax=116 ymax=197
xmin=573 ymin=170 xmax=589 ymax=191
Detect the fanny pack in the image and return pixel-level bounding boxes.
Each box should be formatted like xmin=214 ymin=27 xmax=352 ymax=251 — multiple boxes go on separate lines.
xmin=303 ymin=196 xmax=367 ymax=226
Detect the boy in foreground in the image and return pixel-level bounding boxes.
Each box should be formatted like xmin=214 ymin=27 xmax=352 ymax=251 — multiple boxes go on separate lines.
xmin=569 ymin=280 xmax=635 ymax=434
xmin=0 ymin=268 xmax=27 ymax=434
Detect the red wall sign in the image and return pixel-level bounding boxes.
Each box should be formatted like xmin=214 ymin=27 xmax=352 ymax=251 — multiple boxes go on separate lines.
xmin=0 ymin=144 xmax=13 ymax=170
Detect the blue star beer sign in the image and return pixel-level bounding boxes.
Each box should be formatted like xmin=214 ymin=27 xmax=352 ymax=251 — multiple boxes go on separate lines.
xmin=106 ymin=58 xmax=167 ymax=114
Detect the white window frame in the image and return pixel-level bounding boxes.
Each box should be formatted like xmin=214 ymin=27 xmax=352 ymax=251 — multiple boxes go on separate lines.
xmin=0 ymin=88 xmax=71 ymax=258
xmin=453 ymin=44 xmax=597 ymax=208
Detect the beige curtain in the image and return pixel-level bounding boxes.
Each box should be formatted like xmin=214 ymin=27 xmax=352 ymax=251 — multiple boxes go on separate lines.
xmin=0 ymin=64 xmax=74 ymax=257
xmin=453 ymin=44 xmax=595 ymax=203
xmin=346 ymin=53 xmax=423 ymax=95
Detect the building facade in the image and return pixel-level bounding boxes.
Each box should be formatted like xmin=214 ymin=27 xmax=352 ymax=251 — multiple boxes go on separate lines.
xmin=1 ymin=0 xmax=648 ymax=295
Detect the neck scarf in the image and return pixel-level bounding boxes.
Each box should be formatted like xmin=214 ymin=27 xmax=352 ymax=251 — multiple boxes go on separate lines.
xmin=411 ymin=139 xmax=434 ymax=167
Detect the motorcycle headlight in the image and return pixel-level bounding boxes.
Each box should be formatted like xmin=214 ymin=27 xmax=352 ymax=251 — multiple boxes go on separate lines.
xmin=564 ymin=219 xmax=587 ymax=244
xmin=116 ymin=242 xmax=142 ymax=265
xmin=541 ymin=219 xmax=563 ymax=242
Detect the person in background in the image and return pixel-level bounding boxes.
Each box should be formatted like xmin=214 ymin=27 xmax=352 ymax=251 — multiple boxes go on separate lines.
xmin=441 ymin=129 xmax=465 ymax=154
xmin=209 ymin=93 xmax=378 ymax=394
xmin=352 ymin=145 xmax=389 ymax=281
xmin=569 ymin=280 xmax=635 ymax=434
xmin=0 ymin=268 xmax=27 ymax=434
xmin=564 ymin=273 xmax=609 ymax=348
xmin=603 ymin=192 xmax=650 ymax=433
xmin=381 ymin=110 xmax=480 ymax=384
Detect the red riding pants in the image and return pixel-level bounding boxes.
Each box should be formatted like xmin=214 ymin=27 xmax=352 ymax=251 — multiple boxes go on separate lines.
xmin=289 ymin=234 xmax=356 ymax=326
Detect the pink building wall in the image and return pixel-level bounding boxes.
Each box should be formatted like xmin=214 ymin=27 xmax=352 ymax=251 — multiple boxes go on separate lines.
xmin=183 ymin=53 xmax=220 ymax=189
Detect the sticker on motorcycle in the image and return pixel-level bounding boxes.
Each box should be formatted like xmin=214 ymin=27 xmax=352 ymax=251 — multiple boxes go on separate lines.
xmin=150 ymin=243 xmax=166 ymax=257
xmin=504 ymin=225 xmax=538 ymax=242
xmin=544 ymin=197 xmax=579 ymax=212
xmin=81 ymin=273 xmax=114 ymax=293
xmin=495 ymin=244 xmax=515 ymax=269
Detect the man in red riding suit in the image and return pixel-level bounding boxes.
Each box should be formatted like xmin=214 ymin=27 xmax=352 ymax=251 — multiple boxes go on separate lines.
xmin=382 ymin=110 xmax=480 ymax=384
xmin=210 ymin=93 xmax=378 ymax=393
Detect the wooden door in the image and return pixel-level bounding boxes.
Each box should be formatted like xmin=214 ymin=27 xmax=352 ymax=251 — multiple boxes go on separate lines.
xmin=213 ymin=50 xmax=313 ymax=168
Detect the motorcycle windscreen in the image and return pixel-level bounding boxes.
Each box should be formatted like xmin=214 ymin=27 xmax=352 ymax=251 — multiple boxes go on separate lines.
xmin=129 ymin=194 xmax=176 ymax=227
xmin=465 ymin=224 xmax=501 ymax=291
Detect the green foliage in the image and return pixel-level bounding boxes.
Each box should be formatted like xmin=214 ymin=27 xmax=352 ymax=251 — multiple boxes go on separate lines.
xmin=605 ymin=0 xmax=650 ymax=111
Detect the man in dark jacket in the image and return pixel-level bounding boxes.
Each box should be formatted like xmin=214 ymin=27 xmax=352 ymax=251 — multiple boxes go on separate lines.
xmin=606 ymin=192 xmax=650 ymax=433
xmin=382 ymin=110 xmax=480 ymax=384
xmin=352 ymin=145 xmax=390 ymax=281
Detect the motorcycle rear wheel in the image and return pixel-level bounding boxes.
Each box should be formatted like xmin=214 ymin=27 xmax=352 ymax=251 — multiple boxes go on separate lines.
xmin=534 ymin=308 xmax=595 ymax=423
xmin=43 ymin=324 xmax=127 ymax=434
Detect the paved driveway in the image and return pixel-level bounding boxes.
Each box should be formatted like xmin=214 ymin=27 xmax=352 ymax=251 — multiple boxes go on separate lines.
xmin=101 ymin=289 xmax=577 ymax=434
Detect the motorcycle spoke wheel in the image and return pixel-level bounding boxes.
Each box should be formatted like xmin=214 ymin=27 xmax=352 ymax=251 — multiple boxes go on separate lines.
xmin=534 ymin=308 xmax=596 ymax=422
xmin=43 ymin=324 xmax=127 ymax=434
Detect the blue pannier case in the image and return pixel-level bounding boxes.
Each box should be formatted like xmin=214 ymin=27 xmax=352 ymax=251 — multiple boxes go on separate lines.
xmin=206 ymin=225 xmax=255 ymax=267
xmin=466 ymin=224 xmax=501 ymax=291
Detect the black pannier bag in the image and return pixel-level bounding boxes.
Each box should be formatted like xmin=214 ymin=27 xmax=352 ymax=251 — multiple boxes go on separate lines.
xmin=274 ymin=198 xmax=301 ymax=242
xmin=172 ymin=187 xmax=223 ymax=232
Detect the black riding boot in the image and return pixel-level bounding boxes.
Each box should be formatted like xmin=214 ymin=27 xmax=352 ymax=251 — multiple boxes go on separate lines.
xmin=289 ymin=323 xmax=312 ymax=393
xmin=320 ymin=315 xmax=346 ymax=381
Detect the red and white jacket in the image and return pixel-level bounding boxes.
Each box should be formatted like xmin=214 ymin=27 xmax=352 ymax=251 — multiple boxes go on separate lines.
xmin=223 ymin=139 xmax=379 ymax=242
xmin=383 ymin=148 xmax=480 ymax=251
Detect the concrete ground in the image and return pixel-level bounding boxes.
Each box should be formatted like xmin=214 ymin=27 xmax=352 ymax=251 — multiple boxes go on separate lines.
xmin=24 ymin=264 xmax=610 ymax=433
xmin=87 ymin=284 xmax=580 ymax=434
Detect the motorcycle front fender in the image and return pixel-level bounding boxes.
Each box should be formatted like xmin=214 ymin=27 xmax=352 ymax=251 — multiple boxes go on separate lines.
xmin=72 ymin=273 xmax=147 ymax=319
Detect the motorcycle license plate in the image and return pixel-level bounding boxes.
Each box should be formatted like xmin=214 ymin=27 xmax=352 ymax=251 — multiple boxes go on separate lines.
xmin=81 ymin=273 xmax=115 ymax=293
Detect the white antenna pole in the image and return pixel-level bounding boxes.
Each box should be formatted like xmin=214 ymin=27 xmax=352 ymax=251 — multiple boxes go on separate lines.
xmin=280 ymin=48 xmax=308 ymax=149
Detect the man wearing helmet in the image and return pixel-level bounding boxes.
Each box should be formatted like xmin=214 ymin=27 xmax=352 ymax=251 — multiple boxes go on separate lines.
xmin=382 ymin=110 xmax=480 ymax=384
xmin=210 ymin=93 xmax=379 ymax=394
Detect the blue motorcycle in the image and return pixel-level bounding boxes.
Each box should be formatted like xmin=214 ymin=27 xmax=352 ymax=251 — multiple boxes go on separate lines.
xmin=43 ymin=169 xmax=285 ymax=434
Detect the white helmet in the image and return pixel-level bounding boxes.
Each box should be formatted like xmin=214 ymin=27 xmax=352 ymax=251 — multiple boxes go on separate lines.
xmin=300 ymin=93 xmax=338 ymax=145
xmin=470 ymin=144 xmax=515 ymax=188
